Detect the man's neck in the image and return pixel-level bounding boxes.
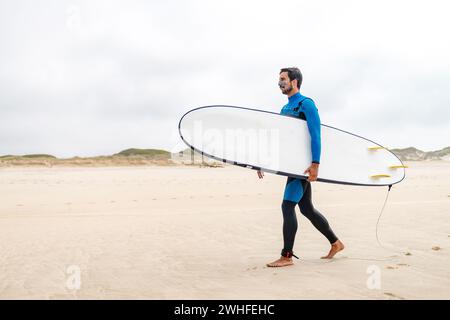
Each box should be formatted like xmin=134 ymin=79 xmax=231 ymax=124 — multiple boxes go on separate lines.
xmin=287 ymin=88 xmax=299 ymax=98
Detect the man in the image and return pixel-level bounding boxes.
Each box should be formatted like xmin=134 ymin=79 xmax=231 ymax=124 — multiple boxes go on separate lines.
xmin=257 ymin=67 xmax=344 ymax=267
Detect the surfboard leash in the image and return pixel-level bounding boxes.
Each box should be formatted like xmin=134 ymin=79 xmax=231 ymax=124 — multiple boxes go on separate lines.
xmin=375 ymin=184 xmax=392 ymax=249
xmin=346 ymin=184 xmax=402 ymax=262
xmin=373 ymin=184 xmax=409 ymax=257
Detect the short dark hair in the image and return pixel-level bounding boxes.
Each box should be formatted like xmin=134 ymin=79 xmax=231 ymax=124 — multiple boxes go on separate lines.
xmin=280 ymin=67 xmax=302 ymax=89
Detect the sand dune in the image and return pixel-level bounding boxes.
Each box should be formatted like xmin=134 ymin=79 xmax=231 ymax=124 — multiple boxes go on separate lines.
xmin=0 ymin=161 xmax=449 ymax=299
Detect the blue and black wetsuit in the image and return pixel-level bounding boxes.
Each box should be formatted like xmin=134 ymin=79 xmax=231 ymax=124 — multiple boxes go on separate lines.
xmin=279 ymin=92 xmax=338 ymax=257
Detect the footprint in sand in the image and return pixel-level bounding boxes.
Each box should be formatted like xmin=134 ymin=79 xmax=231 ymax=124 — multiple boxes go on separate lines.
xmin=397 ymin=263 xmax=410 ymax=267
xmin=246 ymin=267 xmax=258 ymax=271
xmin=432 ymin=246 xmax=441 ymax=251
xmin=384 ymin=292 xmax=404 ymax=300
xmin=405 ymin=252 xmax=412 ymax=256
xmin=386 ymin=266 xmax=398 ymax=270
xmin=16 ymin=204 xmax=24 ymax=207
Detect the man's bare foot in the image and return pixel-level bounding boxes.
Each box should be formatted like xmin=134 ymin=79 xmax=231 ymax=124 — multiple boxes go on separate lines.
xmin=321 ymin=239 xmax=345 ymax=259
xmin=266 ymin=256 xmax=294 ymax=267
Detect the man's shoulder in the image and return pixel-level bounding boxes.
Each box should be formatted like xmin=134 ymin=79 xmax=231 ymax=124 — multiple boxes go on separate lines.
xmin=299 ymin=95 xmax=317 ymax=109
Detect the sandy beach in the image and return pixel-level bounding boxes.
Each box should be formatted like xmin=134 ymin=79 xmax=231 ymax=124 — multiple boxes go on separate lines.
xmin=0 ymin=161 xmax=449 ymax=299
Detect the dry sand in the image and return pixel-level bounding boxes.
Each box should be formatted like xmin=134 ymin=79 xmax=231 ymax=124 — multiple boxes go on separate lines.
xmin=0 ymin=161 xmax=449 ymax=299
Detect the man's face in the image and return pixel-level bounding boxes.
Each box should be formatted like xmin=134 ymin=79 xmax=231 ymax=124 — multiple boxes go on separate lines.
xmin=278 ymin=72 xmax=294 ymax=95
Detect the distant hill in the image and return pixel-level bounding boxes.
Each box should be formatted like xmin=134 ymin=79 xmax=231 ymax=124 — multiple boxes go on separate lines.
xmin=390 ymin=147 xmax=450 ymax=161
xmin=0 ymin=148 xmax=173 ymax=167
xmin=0 ymin=154 xmax=57 ymax=159
xmin=114 ymin=148 xmax=170 ymax=158
xmin=0 ymin=146 xmax=448 ymax=167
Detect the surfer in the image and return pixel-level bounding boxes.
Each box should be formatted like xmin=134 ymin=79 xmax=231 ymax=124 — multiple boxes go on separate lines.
xmin=258 ymin=67 xmax=344 ymax=267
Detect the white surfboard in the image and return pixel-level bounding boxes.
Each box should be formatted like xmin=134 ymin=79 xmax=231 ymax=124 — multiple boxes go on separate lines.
xmin=178 ymin=106 xmax=406 ymax=186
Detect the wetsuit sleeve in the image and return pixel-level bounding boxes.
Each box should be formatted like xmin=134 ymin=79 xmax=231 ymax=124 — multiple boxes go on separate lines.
xmin=302 ymin=99 xmax=321 ymax=163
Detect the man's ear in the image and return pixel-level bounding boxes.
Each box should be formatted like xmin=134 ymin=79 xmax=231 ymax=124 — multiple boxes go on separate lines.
xmin=291 ymin=79 xmax=298 ymax=89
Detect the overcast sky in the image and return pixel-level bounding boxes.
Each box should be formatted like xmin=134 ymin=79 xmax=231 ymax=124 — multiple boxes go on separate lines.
xmin=1 ymin=0 xmax=449 ymax=157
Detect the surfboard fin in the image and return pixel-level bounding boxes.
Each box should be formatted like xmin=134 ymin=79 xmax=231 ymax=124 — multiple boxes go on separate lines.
xmin=388 ymin=165 xmax=408 ymax=169
xmin=370 ymin=174 xmax=391 ymax=179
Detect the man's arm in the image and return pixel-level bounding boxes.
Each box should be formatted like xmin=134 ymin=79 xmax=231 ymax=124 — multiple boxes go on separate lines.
xmin=302 ymin=98 xmax=321 ymax=164
xmin=302 ymin=99 xmax=321 ymax=181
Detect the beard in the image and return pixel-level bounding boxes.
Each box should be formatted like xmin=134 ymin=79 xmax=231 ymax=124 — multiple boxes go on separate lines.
xmin=280 ymin=83 xmax=293 ymax=95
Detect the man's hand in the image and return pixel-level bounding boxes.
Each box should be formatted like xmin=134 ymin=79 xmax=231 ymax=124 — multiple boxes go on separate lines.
xmin=304 ymin=163 xmax=319 ymax=182
xmin=257 ymin=170 xmax=264 ymax=179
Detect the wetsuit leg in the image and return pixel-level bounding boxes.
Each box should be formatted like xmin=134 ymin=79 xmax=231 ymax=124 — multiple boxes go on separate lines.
xmin=281 ymin=177 xmax=303 ymax=252
xmin=281 ymin=200 xmax=297 ymax=252
xmin=298 ymin=180 xmax=338 ymax=244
